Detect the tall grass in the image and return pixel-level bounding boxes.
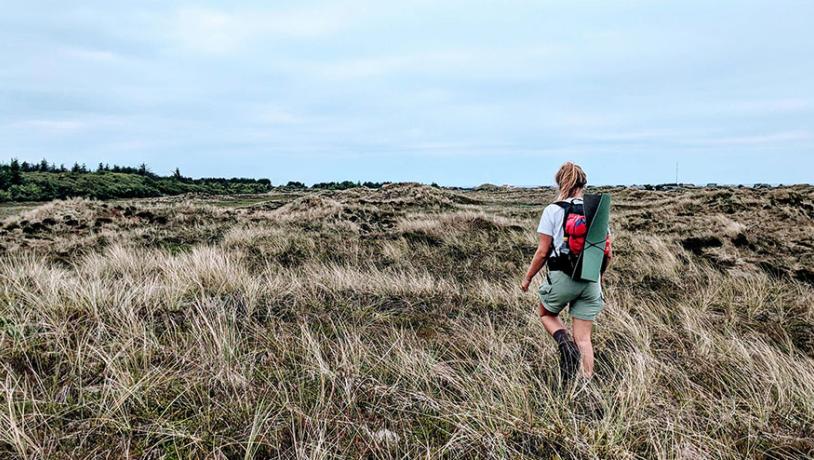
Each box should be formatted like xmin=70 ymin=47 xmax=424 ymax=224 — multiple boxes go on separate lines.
xmin=1 ymin=185 xmax=813 ymax=458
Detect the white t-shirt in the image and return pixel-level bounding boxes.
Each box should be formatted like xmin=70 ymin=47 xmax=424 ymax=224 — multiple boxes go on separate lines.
xmin=537 ymin=197 xmax=582 ymax=255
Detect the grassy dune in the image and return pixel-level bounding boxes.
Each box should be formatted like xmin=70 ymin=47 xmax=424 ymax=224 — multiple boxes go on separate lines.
xmin=1 ymin=184 xmax=813 ymax=459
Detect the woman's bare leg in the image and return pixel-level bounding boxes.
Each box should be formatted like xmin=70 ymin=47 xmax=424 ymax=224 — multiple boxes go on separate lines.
xmin=541 ymin=304 xmax=580 ymax=383
xmin=572 ymin=318 xmax=595 ymax=378
xmin=539 ymin=304 xmax=565 ymax=335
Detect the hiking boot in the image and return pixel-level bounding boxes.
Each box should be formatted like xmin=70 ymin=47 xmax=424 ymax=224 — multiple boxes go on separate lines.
xmin=558 ymin=339 xmax=581 ymax=384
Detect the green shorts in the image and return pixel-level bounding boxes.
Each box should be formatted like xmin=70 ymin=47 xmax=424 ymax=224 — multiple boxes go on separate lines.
xmin=538 ymin=270 xmax=604 ymax=321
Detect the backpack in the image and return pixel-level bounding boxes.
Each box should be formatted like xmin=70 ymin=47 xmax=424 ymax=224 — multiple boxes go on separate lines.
xmin=547 ymin=200 xmax=612 ymax=279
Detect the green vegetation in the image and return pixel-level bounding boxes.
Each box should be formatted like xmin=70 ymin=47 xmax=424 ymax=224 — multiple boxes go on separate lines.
xmin=311 ymin=180 xmax=391 ymax=190
xmin=0 ymin=158 xmax=271 ymax=202
xmin=0 ymin=158 xmax=404 ymax=202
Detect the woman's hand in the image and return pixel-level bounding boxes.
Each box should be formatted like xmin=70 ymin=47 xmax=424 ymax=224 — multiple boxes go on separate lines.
xmin=522 ymin=234 xmax=552 ymax=292
xmin=520 ymin=276 xmax=531 ymax=292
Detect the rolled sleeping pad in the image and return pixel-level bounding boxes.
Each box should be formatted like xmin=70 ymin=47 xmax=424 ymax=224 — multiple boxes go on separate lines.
xmin=579 ymin=193 xmax=610 ymax=282
xmin=582 ymin=193 xmax=601 ymax=230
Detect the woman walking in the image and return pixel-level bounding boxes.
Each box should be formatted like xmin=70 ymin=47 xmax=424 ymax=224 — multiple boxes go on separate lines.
xmin=520 ymin=162 xmax=612 ymax=384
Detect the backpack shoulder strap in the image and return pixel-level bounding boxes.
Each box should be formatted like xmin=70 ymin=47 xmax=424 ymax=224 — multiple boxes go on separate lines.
xmin=554 ymin=201 xmax=574 ymax=234
xmin=545 ymin=201 xmax=572 ymax=259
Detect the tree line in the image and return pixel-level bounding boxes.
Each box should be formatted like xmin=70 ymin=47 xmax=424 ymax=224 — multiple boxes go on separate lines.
xmin=0 ymin=158 xmax=272 ymax=202
xmin=0 ymin=158 xmax=424 ymax=202
xmin=1 ymin=158 xmax=178 ymax=176
xmin=289 ymin=180 xmax=391 ymax=190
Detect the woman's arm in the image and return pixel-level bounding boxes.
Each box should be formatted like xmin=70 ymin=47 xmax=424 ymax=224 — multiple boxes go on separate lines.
xmin=601 ymin=231 xmax=613 ymax=273
xmin=520 ymin=234 xmax=553 ymax=291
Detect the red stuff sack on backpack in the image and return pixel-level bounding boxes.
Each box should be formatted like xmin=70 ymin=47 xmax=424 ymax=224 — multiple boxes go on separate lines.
xmin=565 ymin=213 xmax=612 ymax=256
xmin=565 ymin=213 xmax=588 ymax=254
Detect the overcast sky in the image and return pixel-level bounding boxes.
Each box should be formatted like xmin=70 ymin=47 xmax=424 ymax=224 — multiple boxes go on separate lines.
xmin=1 ymin=1 xmax=812 ymax=185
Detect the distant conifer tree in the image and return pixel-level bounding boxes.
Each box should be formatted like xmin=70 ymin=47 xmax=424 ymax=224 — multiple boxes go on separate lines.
xmin=9 ymin=158 xmax=22 ymax=184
